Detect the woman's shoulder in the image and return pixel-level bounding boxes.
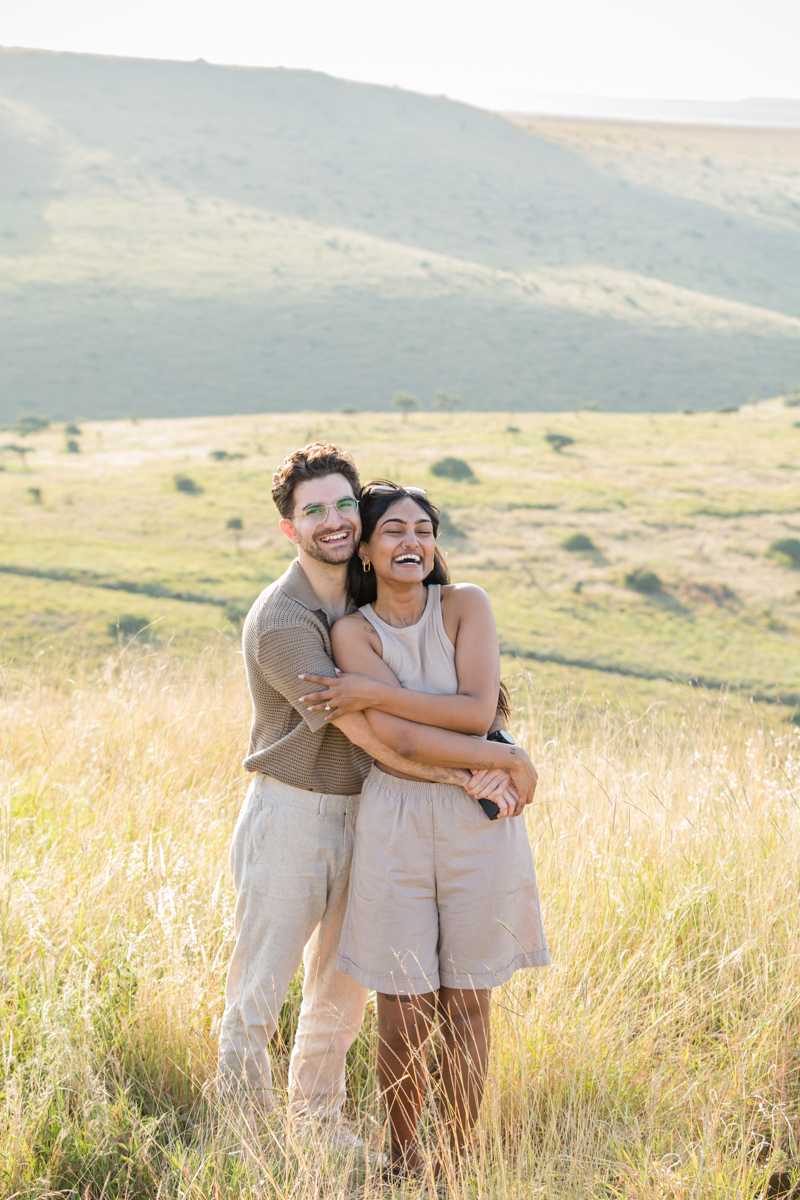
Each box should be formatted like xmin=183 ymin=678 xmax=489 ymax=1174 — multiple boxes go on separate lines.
xmin=441 ymin=582 xmax=491 ymax=611
xmin=331 ymin=609 xmax=380 ymax=646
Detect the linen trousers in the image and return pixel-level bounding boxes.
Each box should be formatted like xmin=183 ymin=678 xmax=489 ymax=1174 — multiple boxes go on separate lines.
xmin=217 ymin=772 xmax=367 ymax=1115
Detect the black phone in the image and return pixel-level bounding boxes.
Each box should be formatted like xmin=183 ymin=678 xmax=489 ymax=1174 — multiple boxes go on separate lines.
xmin=479 ymin=729 xmax=516 ymax=820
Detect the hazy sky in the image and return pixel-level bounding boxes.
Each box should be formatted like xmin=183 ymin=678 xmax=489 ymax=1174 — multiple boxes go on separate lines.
xmin=2 ymin=0 xmax=798 ymax=110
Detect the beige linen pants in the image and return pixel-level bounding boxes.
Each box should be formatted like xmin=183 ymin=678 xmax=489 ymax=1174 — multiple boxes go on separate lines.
xmin=217 ymin=772 xmax=367 ymax=1115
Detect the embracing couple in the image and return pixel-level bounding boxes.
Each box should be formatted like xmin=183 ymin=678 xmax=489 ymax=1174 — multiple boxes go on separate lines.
xmin=217 ymin=441 xmax=549 ymax=1174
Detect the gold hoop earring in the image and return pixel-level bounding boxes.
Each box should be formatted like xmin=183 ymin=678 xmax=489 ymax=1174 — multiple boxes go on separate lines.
xmin=362 ymin=560 xmax=371 ymax=573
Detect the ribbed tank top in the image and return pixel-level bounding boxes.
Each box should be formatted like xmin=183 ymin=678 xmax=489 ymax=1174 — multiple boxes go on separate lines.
xmin=360 ymin=584 xmax=459 ymax=696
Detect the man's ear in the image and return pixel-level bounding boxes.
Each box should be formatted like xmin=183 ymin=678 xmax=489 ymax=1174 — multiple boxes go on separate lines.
xmin=279 ymin=517 xmax=300 ymax=545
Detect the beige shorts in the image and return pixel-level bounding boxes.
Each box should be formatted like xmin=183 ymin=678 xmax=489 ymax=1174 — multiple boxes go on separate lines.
xmin=336 ymin=765 xmax=550 ymax=994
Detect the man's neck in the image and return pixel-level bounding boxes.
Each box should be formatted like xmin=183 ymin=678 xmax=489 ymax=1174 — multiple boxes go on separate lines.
xmin=295 ymin=552 xmax=350 ymax=623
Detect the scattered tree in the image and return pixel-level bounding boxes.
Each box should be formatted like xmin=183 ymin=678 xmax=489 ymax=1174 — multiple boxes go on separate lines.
xmin=433 ymin=391 xmax=462 ymax=413
xmin=624 ymin=567 xmax=662 ymax=594
xmin=562 ymin=533 xmax=596 ymax=553
xmin=108 ymin=614 xmax=152 ymax=642
xmin=15 ymin=414 xmax=49 ymax=437
xmin=2 ymin=443 xmax=34 ymax=469
xmin=430 ymin=457 xmax=474 ymax=481
xmin=340 ymin=406 xmax=359 ymax=415
xmin=768 ymin=537 xmax=800 ymax=566
xmin=65 ymin=422 xmax=81 ymax=436
xmin=66 ymin=439 xmax=80 ymax=454
xmin=174 ymin=474 xmax=201 ymax=494
xmin=544 ymin=433 xmax=574 ymax=453
xmin=392 ymin=391 xmax=419 ymax=421
xmin=27 ymin=487 xmax=42 ymax=504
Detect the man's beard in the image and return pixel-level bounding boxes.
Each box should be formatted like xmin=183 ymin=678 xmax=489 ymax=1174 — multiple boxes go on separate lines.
xmin=294 ymin=526 xmax=355 ymax=565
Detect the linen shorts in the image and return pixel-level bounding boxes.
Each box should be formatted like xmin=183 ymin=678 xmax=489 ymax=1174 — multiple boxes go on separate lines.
xmin=336 ymin=765 xmax=550 ymax=994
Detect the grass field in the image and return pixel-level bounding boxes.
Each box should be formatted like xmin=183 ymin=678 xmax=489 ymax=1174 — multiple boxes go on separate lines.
xmin=2 ymin=408 xmax=800 ymax=1197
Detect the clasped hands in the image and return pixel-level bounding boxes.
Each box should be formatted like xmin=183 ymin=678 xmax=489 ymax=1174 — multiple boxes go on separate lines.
xmin=299 ymin=670 xmax=533 ymax=819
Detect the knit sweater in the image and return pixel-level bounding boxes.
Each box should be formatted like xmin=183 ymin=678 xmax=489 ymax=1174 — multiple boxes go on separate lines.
xmin=242 ymin=559 xmax=371 ymax=794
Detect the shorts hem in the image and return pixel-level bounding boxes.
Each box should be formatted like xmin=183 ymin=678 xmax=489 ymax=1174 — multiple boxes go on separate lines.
xmin=336 ymin=954 xmax=440 ymax=995
xmin=439 ymin=948 xmax=552 ymax=990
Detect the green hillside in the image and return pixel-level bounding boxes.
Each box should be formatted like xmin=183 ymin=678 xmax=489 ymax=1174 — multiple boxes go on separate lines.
xmin=2 ymin=404 xmax=799 ymax=715
xmin=1 ymin=48 xmax=799 ymax=419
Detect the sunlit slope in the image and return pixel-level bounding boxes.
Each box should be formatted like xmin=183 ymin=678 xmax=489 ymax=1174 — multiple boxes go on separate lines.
xmin=1 ymin=49 xmax=799 ymax=418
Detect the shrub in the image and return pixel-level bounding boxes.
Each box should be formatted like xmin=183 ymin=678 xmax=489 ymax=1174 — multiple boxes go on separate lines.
xmin=108 ymin=614 xmax=151 ymax=641
xmin=27 ymin=486 xmax=42 ymax=504
xmin=209 ymin=450 xmax=245 ymax=461
xmin=679 ymin=407 xmax=695 ymax=415
xmin=624 ymin=567 xmax=663 ymax=594
xmin=430 ymin=457 xmax=474 ymax=481
xmin=506 ymin=425 xmax=520 ymax=433
xmin=226 ymin=517 xmax=243 ymax=531
xmin=768 ymin=538 xmax=800 ymax=566
xmin=174 ymin=474 xmax=201 ymax=494
xmin=544 ymin=433 xmax=574 ymax=453
xmin=717 ymin=406 xmax=739 ymax=414
xmin=65 ymin=422 xmax=81 ymax=435
xmin=562 ymin=533 xmax=596 ymax=552
xmin=340 ymin=406 xmax=359 ymax=415
xmin=66 ymin=439 xmax=80 ymax=454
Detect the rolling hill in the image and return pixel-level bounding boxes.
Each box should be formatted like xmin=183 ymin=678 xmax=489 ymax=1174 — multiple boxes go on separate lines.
xmin=1 ymin=48 xmax=799 ymax=419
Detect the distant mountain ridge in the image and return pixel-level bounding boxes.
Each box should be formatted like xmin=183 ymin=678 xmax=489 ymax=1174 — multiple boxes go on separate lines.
xmin=0 ymin=48 xmax=798 ymax=418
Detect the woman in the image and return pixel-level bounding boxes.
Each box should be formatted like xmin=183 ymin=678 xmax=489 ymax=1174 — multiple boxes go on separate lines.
xmin=300 ymin=481 xmax=549 ymax=1175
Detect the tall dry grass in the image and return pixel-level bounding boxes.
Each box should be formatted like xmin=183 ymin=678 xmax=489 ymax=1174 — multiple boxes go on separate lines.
xmin=1 ymin=645 xmax=799 ymax=1198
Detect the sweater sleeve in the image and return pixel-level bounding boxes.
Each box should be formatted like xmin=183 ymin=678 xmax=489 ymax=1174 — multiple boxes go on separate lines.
xmin=257 ymin=621 xmax=339 ymax=733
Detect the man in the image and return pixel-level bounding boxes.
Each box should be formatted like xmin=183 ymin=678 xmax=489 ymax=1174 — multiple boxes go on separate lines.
xmin=217 ymin=442 xmax=537 ymax=1133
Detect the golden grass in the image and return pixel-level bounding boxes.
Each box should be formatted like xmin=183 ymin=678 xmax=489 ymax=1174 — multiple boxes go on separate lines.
xmin=2 ymin=646 xmax=799 ymax=1197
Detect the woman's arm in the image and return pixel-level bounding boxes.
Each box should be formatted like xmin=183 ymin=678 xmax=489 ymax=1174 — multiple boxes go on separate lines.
xmin=300 ymin=586 xmax=500 ymax=735
xmin=362 ymin=709 xmax=536 ymax=811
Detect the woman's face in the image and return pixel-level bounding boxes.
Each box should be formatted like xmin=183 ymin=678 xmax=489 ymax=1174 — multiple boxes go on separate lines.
xmin=360 ymin=496 xmax=436 ymax=585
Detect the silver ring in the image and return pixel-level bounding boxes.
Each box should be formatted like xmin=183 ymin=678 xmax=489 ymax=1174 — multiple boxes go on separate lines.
xmin=325 ymin=703 xmax=331 ymax=711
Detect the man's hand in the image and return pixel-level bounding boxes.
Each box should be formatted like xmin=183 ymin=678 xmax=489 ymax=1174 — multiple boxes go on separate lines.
xmin=465 ymin=769 xmax=524 ymax=818
xmin=503 ymin=750 xmax=538 ymax=813
xmin=298 ymin=671 xmax=383 ymax=720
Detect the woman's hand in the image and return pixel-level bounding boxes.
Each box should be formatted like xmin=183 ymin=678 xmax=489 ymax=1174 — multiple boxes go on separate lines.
xmin=298 ymin=672 xmax=385 ymax=721
xmin=464 ymin=768 xmax=521 ymax=819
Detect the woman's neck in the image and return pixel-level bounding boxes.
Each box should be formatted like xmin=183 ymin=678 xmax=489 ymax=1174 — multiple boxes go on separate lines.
xmin=371 ymin=581 xmax=428 ymax=628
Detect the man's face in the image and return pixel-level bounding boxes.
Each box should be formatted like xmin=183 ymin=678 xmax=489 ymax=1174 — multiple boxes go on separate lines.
xmin=280 ymin=472 xmax=361 ymax=565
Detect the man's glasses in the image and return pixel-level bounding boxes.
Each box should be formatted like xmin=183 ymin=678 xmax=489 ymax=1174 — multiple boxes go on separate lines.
xmin=297 ymin=497 xmax=359 ymax=522
xmin=363 ymin=484 xmax=428 ymax=498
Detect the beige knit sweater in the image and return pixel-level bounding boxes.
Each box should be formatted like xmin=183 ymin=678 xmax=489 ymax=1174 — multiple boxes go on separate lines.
xmin=242 ymin=559 xmax=371 ymax=794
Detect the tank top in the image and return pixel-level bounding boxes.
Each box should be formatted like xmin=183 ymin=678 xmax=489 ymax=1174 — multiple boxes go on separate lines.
xmin=360 ymin=585 xmax=459 ymax=696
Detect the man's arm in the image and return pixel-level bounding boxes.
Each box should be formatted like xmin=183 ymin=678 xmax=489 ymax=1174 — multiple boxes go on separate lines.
xmin=360 ymin=709 xmax=536 ymax=814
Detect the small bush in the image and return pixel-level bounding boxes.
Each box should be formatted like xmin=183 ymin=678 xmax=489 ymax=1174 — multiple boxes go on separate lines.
xmin=562 ymin=533 xmax=596 ymax=553
xmin=430 ymin=457 xmax=474 ymax=481
xmin=544 ymin=433 xmax=574 ymax=452
xmin=768 ymin=537 xmax=800 ymax=566
xmin=784 ymin=391 xmax=800 ymax=408
xmin=66 ymin=439 xmax=80 ymax=454
xmin=174 ymin=474 xmax=201 ymax=494
xmin=209 ymin=450 xmax=245 ymax=461
xmin=506 ymin=425 xmax=520 ymax=433
xmin=65 ymin=422 xmax=81 ymax=435
xmin=108 ymin=614 xmax=151 ymax=641
xmin=226 ymin=517 xmax=243 ymax=531
xmin=717 ymin=405 xmax=739 ymax=414
xmin=624 ymin=567 xmax=663 ymax=594
xmin=27 ymin=486 xmax=42 ymax=503
xmin=340 ymin=406 xmax=359 ymax=415
xmin=679 ymin=407 xmax=695 ymax=415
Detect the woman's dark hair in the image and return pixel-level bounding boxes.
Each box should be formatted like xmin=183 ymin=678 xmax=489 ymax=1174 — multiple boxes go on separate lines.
xmin=347 ymin=479 xmax=513 ymax=726
xmin=346 ymin=480 xmax=450 ymax=609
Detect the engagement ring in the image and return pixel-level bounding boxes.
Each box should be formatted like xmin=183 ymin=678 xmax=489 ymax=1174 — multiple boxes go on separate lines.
xmin=325 ymin=704 xmax=331 ymax=711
